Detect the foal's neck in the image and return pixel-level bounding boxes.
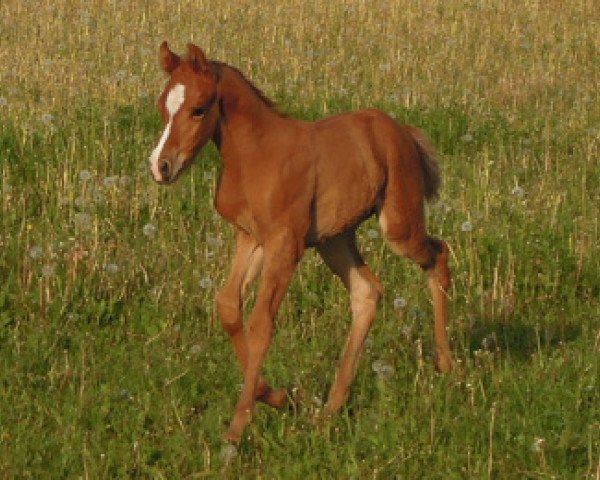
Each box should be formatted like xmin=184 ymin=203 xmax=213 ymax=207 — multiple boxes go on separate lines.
xmin=215 ymin=64 xmax=283 ymax=159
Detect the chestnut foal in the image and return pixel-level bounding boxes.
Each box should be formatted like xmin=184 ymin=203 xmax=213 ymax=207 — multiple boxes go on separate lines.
xmin=149 ymin=42 xmax=452 ymax=443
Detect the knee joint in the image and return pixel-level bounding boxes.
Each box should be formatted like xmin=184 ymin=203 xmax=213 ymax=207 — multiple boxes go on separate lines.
xmin=350 ymin=275 xmax=381 ymax=318
xmin=215 ymin=289 xmax=241 ymax=332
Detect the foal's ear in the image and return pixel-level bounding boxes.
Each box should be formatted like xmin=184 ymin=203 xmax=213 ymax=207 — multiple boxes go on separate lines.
xmin=186 ymin=43 xmax=210 ymax=72
xmin=159 ymin=41 xmax=180 ymax=74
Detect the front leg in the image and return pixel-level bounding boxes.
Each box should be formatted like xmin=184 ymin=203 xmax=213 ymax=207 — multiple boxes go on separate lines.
xmin=216 ymin=229 xmax=287 ymax=408
xmin=226 ymin=231 xmax=303 ymax=443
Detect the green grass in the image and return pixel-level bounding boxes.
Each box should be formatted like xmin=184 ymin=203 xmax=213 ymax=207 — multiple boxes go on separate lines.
xmin=1 ymin=1 xmax=600 ymax=478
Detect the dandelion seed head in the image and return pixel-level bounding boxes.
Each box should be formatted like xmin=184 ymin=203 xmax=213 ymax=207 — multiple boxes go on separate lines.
xmin=104 ymin=263 xmax=119 ymax=274
xmin=74 ymin=212 xmax=92 ymax=230
xmin=460 ymin=133 xmax=473 ymax=143
xmin=203 ymin=171 xmax=214 ymax=181
xmin=531 ymin=437 xmax=545 ymax=453
xmin=199 ymin=276 xmax=213 ymax=289
xmin=41 ymin=113 xmax=54 ymax=124
xmin=74 ymin=196 xmax=87 ymax=209
xmin=511 ymin=186 xmax=524 ymax=198
xmin=150 ymin=285 xmax=162 ymax=299
xmin=400 ymin=324 xmax=412 ymax=338
xmin=408 ymin=306 xmax=425 ymax=320
xmin=205 ymin=233 xmax=224 ymax=248
xmin=367 ymin=229 xmax=379 ymax=239
xmin=143 ymin=223 xmax=157 ymax=238
xmin=438 ymin=201 xmax=451 ymax=214
xmin=189 ymin=344 xmax=202 ymax=355
xmin=79 ymin=170 xmax=92 ymax=182
xmin=371 ymin=359 xmax=395 ymax=380
xmin=92 ymin=189 xmax=104 ymax=203
xmin=220 ymin=443 xmax=238 ymax=465
xmin=461 ymin=220 xmax=473 ymax=232
xmin=103 ymin=175 xmax=118 ymax=188
xmin=119 ymin=389 xmax=133 ymax=402
xmin=393 ymin=296 xmax=407 ymax=309
xmin=29 ymin=245 xmax=43 ymax=259
xmin=115 ymin=70 xmax=126 ymax=80
xmin=119 ymin=175 xmax=132 ymax=187
xmin=41 ymin=264 xmax=55 ymax=278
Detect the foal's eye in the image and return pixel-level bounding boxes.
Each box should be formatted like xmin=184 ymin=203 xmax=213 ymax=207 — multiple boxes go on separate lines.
xmin=192 ymin=107 xmax=206 ymax=118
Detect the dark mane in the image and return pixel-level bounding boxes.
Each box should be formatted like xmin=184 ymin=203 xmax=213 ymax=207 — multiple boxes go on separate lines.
xmin=211 ymin=61 xmax=283 ymax=114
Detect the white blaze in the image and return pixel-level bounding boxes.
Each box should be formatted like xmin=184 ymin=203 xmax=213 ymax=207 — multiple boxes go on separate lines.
xmin=149 ymin=83 xmax=186 ymax=179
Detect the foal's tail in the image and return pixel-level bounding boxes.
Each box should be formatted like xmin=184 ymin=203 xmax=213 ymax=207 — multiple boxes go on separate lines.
xmin=405 ymin=126 xmax=441 ymax=201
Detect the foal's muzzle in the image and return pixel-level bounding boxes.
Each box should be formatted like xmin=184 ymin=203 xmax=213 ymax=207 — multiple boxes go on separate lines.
xmin=158 ymin=158 xmax=172 ymax=182
xmin=151 ymin=153 xmax=187 ymax=184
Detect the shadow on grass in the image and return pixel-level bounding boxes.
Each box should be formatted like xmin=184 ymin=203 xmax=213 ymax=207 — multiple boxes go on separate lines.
xmin=467 ymin=315 xmax=582 ymax=362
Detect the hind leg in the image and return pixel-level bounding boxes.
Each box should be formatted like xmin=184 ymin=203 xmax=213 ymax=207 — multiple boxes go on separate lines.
xmin=379 ymin=209 xmax=452 ymax=372
xmin=317 ymin=232 xmax=383 ymax=413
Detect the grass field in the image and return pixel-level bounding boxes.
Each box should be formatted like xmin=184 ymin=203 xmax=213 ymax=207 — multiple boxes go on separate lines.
xmin=1 ymin=0 xmax=599 ymax=478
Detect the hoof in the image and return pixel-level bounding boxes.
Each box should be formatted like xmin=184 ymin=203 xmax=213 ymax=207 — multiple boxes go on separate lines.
xmin=257 ymin=387 xmax=288 ymax=409
xmin=223 ymin=428 xmax=241 ymax=445
xmin=435 ymin=354 xmax=453 ymax=373
xmin=225 ymin=408 xmax=252 ymax=444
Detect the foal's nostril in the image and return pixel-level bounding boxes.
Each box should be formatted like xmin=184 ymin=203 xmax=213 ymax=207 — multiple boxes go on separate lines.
xmin=158 ymin=159 xmax=171 ymax=179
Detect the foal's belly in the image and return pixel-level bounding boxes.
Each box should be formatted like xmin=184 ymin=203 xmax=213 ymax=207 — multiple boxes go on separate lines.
xmin=306 ymin=162 xmax=385 ymax=244
xmin=306 ymin=186 xmax=380 ymax=245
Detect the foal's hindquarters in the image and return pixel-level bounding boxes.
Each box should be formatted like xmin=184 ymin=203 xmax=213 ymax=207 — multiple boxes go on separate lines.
xmin=312 ymin=120 xmax=453 ymax=413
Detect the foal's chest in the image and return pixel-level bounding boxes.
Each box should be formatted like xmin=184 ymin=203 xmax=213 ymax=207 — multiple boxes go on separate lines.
xmin=214 ymin=168 xmax=255 ymax=235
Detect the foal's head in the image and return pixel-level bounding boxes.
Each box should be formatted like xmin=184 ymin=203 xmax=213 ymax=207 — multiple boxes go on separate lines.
xmin=149 ymin=42 xmax=219 ymax=184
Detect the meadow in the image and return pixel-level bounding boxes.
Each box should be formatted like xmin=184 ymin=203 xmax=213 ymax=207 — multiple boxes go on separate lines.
xmin=1 ymin=0 xmax=599 ymax=478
